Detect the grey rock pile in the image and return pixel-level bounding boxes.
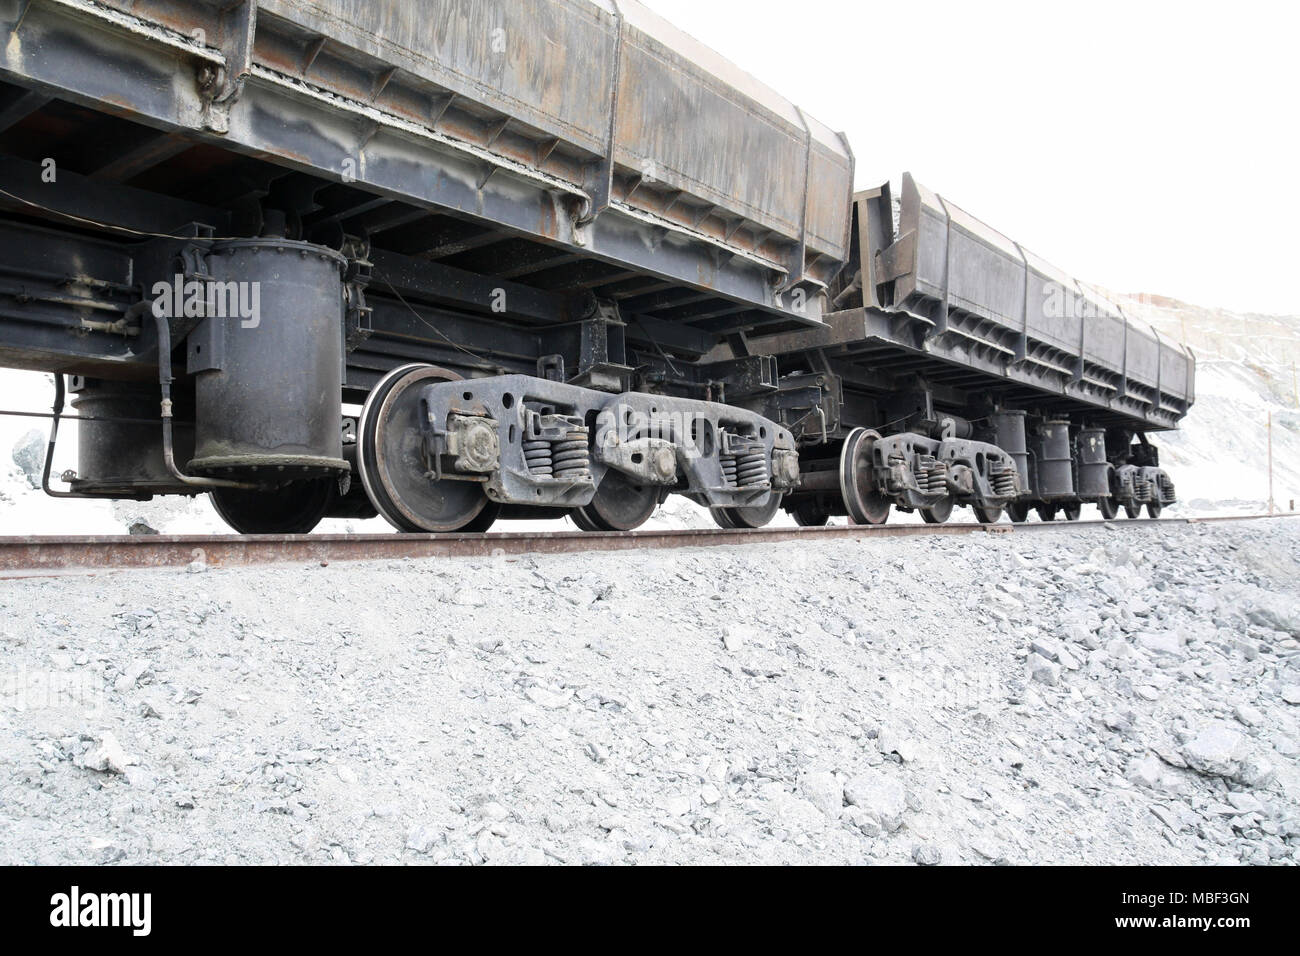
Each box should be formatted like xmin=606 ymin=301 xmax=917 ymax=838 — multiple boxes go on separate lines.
xmin=0 ymin=519 xmax=1296 ymax=865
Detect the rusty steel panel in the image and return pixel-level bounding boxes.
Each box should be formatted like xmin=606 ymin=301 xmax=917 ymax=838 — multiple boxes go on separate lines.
xmin=612 ymin=3 xmax=850 ymax=260
xmin=259 ymin=0 xmax=617 ymax=155
xmin=1 ymin=0 xmax=850 ymax=320
xmin=258 ymin=0 xmax=851 ymax=261
xmin=879 ymin=173 xmax=1194 ymax=410
xmin=78 ymin=0 xmax=851 ymax=265
xmin=1084 ymin=309 xmax=1126 ymax=372
xmin=805 ymin=128 xmax=855 ymax=257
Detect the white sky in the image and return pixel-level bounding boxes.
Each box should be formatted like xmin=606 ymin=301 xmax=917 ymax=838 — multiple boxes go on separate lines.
xmin=640 ymin=0 xmax=1299 ymax=315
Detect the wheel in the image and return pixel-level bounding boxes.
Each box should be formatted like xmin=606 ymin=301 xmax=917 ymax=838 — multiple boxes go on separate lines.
xmin=711 ymin=494 xmax=783 ymax=530
xmin=572 ymin=471 xmax=658 ymax=532
xmin=1146 ymin=501 xmax=1163 ymax=519
xmin=1097 ymin=496 xmax=1118 ymax=520
xmin=790 ymin=501 xmax=830 ymax=527
xmin=920 ymin=497 xmax=954 ymax=524
xmin=460 ymin=499 xmax=502 ymax=533
xmin=1063 ymin=502 xmax=1083 ymax=521
xmin=356 ymin=364 xmax=495 ymax=532
xmin=1006 ymin=501 xmax=1030 ymax=523
xmin=1035 ymin=503 xmax=1059 ymax=522
xmin=972 ymin=505 xmax=1004 ymax=524
xmin=210 ymin=479 xmax=334 ymax=534
xmin=709 ymin=506 xmax=737 ymax=530
xmin=1124 ymin=503 xmax=1142 ymax=519
xmin=839 ymin=428 xmax=890 ymax=525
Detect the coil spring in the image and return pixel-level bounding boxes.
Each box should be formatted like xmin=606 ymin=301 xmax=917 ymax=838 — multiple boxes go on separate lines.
xmin=735 ymin=448 xmax=769 ymax=487
xmin=552 ymin=430 xmax=591 ymax=481
xmin=1159 ymin=474 xmax=1176 ymax=503
xmin=1133 ymin=476 xmax=1150 ymax=502
xmin=523 ymin=439 xmax=553 ymax=477
xmin=917 ymin=457 xmax=947 ymax=494
xmin=985 ymin=460 xmax=1015 ymax=498
xmin=720 ymin=454 xmax=738 ymax=487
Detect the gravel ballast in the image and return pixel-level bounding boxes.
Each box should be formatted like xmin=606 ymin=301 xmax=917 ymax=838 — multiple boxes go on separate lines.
xmin=1 ymin=519 xmax=1297 ymax=865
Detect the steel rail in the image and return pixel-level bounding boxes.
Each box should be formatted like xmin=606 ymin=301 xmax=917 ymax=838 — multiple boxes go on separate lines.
xmin=0 ymin=513 xmax=1293 ymax=575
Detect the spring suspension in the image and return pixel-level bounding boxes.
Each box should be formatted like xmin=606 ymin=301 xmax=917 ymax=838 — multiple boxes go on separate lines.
xmin=721 ymin=454 xmax=738 ymax=487
xmin=1158 ymin=473 xmax=1176 ymax=503
xmin=552 ymin=431 xmax=591 ymax=481
xmin=917 ymin=456 xmax=948 ymax=495
xmin=523 ymin=411 xmax=591 ymax=482
xmin=988 ymin=459 xmax=1018 ymax=498
xmin=720 ymin=433 xmax=768 ymax=488
xmin=735 ymin=447 xmax=768 ymax=487
xmin=524 ymin=438 xmax=554 ymax=477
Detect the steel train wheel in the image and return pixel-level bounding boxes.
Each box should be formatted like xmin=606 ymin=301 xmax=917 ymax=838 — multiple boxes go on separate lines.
xmin=1035 ymin=503 xmax=1059 ymax=522
xmin=460 ymin=500 xmax=502 ymax=533
xmin=972 ymin=505 xmax=1004 ymax=524
xmin=839 ymin=428 xmax=891 ymax=525
xmin=1097 ymin=496 xmax=1119 ymax=520
xmin=919 ymin=497 xmax=954 ymax=524
xmin=1123 ymin=503 xmax=1142 ymax=519
xmin=1063 ymin=502 xmax=1083 ymax=521
xmin=1006 ymin=501 xmax=1031 ymax=523
xmin=356 ymin=364 xmax=494 ymax=533
xmin=710 ymin=506 xmax=737 ymax=530
xmin=790 ymin=501 xmax=830 ymax=527
xmin=1146 ymin=502 xmax=1163 ymax=519
xmin=210 ymin=479 xmax=334 ymax=534
xmin=573 ymin=471 xmax=658 ymax=532
xmin=711 ymin=494 xmax=783 ymax=530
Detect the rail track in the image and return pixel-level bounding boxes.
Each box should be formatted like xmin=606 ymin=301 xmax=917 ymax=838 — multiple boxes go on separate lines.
xmin=0 ymin=514 xmax=1293 ymax=576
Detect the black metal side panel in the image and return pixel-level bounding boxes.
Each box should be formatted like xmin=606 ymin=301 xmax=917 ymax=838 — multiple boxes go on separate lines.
xmin=778 ymin=174 xmax=1196 ymax=431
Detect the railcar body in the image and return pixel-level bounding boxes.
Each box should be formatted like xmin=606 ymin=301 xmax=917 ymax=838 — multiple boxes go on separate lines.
xmin=0 ymin=0 xmax=1189 ymax=533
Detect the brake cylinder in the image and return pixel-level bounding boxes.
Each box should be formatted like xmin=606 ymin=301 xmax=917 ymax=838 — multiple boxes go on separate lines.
xmin=991 ymin=410 xmax=1030 ymax=495
xmin=187 ymin=239 xmax=348 ymax=479
xmin=1076 ymin=426 xmax=1110 ymax=497
xmin=70 ymin=378 xmax=195 ymax=496
xmin=1035 ymin=420 xmax=1075 ymax=499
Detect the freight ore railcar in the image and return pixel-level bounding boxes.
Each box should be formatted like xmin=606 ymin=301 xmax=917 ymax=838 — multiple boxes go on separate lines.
xmin=0 ymin=0 xmax=1191 ymax=533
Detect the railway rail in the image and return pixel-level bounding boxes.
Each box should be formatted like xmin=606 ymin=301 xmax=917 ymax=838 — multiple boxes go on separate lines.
xmin=0 ymin=514 xmax=1292 ymax=576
